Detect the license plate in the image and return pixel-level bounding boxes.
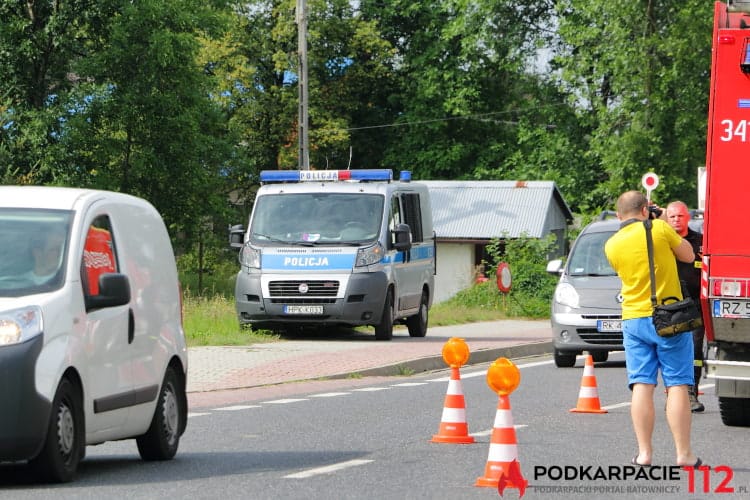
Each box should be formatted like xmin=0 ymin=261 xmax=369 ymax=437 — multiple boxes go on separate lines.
xmin=283 ymin=305 xmax=324 ymax=315
xmin=713 ymin=300 xmax=750 ymax=318
xmin=597 ymin=320 xmax=621 ymax=332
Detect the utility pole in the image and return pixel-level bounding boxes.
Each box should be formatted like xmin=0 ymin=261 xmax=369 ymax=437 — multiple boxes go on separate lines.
xmin=296 ymin=0 xmax=309 ymax=170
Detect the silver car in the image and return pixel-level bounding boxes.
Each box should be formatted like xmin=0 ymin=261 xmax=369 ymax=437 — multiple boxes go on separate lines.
xmin=547 ymin=214 xmax=622 ymax=367
xmin=547 ymin=210 xmax=705 ymax=368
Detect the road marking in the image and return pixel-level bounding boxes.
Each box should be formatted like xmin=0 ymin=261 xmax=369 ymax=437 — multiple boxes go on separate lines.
xmin=602 ymin=402 xmax=631 ymax=410
xmin=284 ymin=459 xmax=374 ymax=479
xmin=351 ymin=387 xmax=390 ymax=392
xmin=265 ymin=398 xmax=309 ymax=404
xmin=215 ymin=405 xmax=261 ymax=411
xmin=471 ymin=424 xmax=527 ymax=437
xmin=391 ymin=382 xmax=428 ymax=387
xmin=188 ymin=412 xmax=211 ymax=418
xmin=310 ymin=392 xmax=350 ymax=398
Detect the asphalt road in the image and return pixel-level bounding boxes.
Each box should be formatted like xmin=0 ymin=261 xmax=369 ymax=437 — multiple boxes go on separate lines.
xmin=3 ymin=351 xmax=749 ymax=499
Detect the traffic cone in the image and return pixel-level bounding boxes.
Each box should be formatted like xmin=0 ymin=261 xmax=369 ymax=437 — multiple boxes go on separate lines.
xmin=570 ymin=354 xmax=608 ymax=413
xmin=475 ymin=394 xmax=528 ymax=496
xmin=431 ymin=366 xmax=475 ymax=444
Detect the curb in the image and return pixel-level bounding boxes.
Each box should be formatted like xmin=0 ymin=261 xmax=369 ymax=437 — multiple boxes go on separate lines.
xmin=327 ymin=341 xmax=553 ymax=379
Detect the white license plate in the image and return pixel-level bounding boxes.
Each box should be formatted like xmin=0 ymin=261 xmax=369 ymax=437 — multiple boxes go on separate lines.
xmin=713 ymin=300 xmax=750 ymax=318
xmin=597 ymin=320 xmax=621 ymax=332
xmin=283 ymin=305 xmax=324 ymax=315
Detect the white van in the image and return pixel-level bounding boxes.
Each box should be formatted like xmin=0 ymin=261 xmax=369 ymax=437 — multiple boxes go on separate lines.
xmin=0 ymin=187 xmax=188 ymax=482
xmin=231 ymin=169 xmax=435 ymax=340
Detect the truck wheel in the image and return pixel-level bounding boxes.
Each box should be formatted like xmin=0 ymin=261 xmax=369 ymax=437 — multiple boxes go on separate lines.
xmin=374 ymin=291 xmax=394 ymax=341
xmin=30 ymin=378 xmax=84 ymax=483
xmin=554 ymin=349 xmax=577 ymax=368
xmin=406 ymin=291 xmax=428 ymax=338
xmin=137 ymin=367 xmax=184 ymax=460
xmin=718 ymin=396 xmax=750 ymax=427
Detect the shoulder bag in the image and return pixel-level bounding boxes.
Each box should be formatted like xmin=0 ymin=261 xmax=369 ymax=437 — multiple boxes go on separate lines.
xmin=644 ymin=219 xmax=703 ymax=337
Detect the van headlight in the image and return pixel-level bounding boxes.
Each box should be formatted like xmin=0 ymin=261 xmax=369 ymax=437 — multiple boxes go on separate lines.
xmin=554 ymin=282 xmax=580 ymax=309
xmin=239 ymin=243 xmax=261 ymax=270
xmin=355 ymin=242 xmax=385 ymax=267
xmin=0 ymin=306 xmax=43 ymax=346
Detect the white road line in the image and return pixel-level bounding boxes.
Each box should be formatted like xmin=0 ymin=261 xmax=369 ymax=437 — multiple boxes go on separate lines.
xmin=351 ymin=387 xmax=390 ymax=392
xmin=602 ymin=402 xmax=631 ymax=410
xmin=391 ymin=382 xmax=428 ymax=387
xmin=471 ymin=424 xmax=527 ymax=437
xmin=284 ymin=459 xmax=374 ymax=479
xmin=310 ymin=392 xmax=350 ymax=398
xmin=187 ymin=412 xmax=211 ymax=418
xmin=265 ymin=398 xmax=309 ymax=404
xmin=215 ymin=405 xmax=261 ymax=411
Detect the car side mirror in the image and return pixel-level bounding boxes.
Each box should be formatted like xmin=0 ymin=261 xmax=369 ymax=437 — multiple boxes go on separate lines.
xmin=393 ymin=223 xmax=412 ymax=251
xmin=546 ymin=259 xmax=564 ymax=275
xmin=85 ymin=273 xmax=131 ymax=311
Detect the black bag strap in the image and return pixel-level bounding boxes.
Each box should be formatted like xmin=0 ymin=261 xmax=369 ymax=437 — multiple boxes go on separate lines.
xmin=643 ymin=219 xmax=659 ymax=309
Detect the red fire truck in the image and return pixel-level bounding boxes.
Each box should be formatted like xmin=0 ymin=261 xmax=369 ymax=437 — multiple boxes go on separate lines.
xmin=701 ymin=1 xmax=750 ymax=427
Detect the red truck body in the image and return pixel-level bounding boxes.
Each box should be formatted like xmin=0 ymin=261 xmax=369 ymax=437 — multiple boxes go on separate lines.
xmin=701 ymin=1 xmax=750 ymax=426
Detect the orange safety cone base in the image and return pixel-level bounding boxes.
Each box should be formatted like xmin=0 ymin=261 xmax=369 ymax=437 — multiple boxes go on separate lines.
xmin=570 ymin=406 xmax=608 ymax=414
xmin=431 ymin=433 xmax=475 ymax=444
xmin=475 ymin=460 xmax=528 ymax=490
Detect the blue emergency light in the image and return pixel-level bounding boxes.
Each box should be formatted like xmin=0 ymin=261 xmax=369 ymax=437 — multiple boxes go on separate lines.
xmin=260 ymin=169 xmax=396 ymax=183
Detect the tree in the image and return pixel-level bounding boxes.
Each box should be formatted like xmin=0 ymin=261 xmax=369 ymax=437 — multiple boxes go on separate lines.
xmin=554 ymin=0 xmax=712 ymax=208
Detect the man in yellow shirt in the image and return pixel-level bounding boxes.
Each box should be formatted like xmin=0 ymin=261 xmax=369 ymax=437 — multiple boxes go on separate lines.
xmin=605 ymin=191 xmax=701 ymax=468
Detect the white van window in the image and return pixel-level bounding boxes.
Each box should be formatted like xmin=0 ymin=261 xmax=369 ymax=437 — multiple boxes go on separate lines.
xmin=81 ymin=216 xmax=118 ymax=296
xmin=250 ymin=193 xmax=384 ymax=244
xmin=0 ymin=209 xmax=72 ymax=296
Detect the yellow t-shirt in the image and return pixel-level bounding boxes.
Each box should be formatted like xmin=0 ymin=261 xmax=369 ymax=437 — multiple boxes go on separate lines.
xmin=604 ymin=218 xmax=684 ymax=320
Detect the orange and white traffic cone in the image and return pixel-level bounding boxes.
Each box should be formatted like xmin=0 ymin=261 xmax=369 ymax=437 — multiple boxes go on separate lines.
xmin=570 ymin=354 xmax=607 ymax=413
xmin=475 ymin=393 xmax=528 ymax=496
xmin=431 ymin=366 xmax=475 ymax=444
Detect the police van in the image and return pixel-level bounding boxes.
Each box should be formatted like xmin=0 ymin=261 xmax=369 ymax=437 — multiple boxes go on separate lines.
xmin=230 ymin=169 xmax=435 ymax=340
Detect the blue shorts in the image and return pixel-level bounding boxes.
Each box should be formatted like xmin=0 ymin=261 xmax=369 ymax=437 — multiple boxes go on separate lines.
xmin=622 ymin=317 xmax=694 ymax=389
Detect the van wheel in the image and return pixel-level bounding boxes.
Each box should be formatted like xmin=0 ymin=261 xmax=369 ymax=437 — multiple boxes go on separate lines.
xmin=137 ymin=367 xmax=183 ymax=460
xmin=406 ymin=291 xmax=428 ymax=338
xmin=375 ymin=291 xmax=394 ymax=341
xmin=554 ymin=349 xmax=577 ymax=368
xmin=30 ymin=378 xmax=84 ymax=483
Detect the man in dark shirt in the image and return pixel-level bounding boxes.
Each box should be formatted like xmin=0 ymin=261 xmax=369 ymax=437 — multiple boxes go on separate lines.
xmin=666 ymin=201 xmax=705 ymax=413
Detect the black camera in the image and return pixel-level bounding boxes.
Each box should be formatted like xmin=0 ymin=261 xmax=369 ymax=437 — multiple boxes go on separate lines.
xmin=648 ymin=206 xmax=663 ymax=219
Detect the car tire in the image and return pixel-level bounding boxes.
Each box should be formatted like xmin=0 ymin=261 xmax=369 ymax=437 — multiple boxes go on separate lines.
xmin=137 ymin=367 xmax=184 ymax=460
xmin=406 ymin=291 xmax=428 ymax=338
xmin=374 ymin=291 xmax=394 ymax=341
xmin=30 ymin=377 xmax=84 ymax=483
xmin=554 ymin=349 xmax=577 ymax=368
xmin=591 ymin=351 xmax=609 ymax=363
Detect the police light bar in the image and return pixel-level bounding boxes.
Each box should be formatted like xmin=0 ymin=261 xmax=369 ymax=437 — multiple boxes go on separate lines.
xmin=260 ymin=169 xmax=394 ymax=183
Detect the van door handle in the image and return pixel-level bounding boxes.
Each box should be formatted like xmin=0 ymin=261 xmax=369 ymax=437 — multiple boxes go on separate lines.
xmin=128 ymin=308 xmax=135 ymax=344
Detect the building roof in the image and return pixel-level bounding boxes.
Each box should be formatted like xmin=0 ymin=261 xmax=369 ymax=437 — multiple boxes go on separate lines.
xmin=421 ymin=180 xmax=573 ymax=240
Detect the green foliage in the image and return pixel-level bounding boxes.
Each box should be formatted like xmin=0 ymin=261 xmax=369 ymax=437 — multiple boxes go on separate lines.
xmin=182 ymin=292 xmax=279 ymax=346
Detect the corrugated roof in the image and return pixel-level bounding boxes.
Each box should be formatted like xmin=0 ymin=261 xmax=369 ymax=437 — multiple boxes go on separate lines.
xmin=421 ymin=180 xmax=573 ymax=239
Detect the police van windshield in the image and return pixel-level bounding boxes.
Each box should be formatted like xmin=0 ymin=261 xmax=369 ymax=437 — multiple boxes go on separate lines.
xmin=0 ymin=209 xmax=72 ymax=297
xmin=250 ymin=193 xmax=384 ymax=245
xmin=567 ymin=231 xmax=617 ymax=277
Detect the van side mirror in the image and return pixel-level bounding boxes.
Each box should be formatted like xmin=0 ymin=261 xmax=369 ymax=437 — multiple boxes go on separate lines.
xmin=393 ymin=224 xmax=412 ymax=251
xmin=229 ymin=224 xmax=245 ymax=250
xmin=86 ymin=273 xmax=131 ymax=311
